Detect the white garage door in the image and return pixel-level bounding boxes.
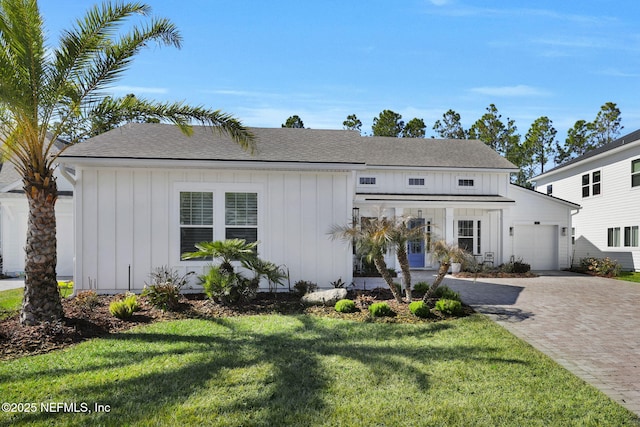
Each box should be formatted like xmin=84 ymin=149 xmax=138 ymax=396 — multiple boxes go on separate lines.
xmin=514 ymin=225 xmax=558 ymax=270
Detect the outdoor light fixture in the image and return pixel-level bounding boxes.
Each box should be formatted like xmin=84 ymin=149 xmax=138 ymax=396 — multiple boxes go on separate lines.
xmin=509 ymin=226 xmax=514 ymax=236
xmin=352 ymin=207 xmax=360 ymax=223
xmin=561 ymin=227 xmax=567 ymax=236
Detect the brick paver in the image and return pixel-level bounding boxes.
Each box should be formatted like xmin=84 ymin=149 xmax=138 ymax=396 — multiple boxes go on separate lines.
xmin=437 ymin=271 xmax=640 ymax=416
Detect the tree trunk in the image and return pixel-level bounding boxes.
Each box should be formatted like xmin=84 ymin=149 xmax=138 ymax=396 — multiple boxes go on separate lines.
xmin=373 ymin=255 xmax=402 ymax=303
xmin=424 ymin=261 xmax=450 ymax=301
xmin=20 ymin=169 xmax=63 ymax=325
xmin=396 ymin=245 xmax=412 ymax=301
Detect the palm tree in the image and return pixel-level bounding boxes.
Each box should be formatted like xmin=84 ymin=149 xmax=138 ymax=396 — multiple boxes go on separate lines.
xmin=423 ymin=240 xmax=470 ymax=301
xmin=388 ymin=218 xmax=427 ymax=301
xmin=181 ymin=239 xmax=258 ymax=274
xmin=332 ymin=216 xmax=407 ymax=303
xmin=0 ymin=1 xmax=255 ymax=325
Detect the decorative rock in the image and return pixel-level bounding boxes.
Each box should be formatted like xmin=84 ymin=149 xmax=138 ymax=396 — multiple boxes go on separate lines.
xmin=301 ymin=289 xmax=348 ymax=306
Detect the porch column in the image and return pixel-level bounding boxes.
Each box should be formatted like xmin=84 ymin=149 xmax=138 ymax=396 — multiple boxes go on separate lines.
xmin=445 ymin=207 xmax=454 ymax=244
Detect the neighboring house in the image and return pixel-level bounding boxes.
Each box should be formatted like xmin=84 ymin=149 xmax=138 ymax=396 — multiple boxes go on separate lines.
xmin=0 ymin=138 xmax=75 ymax=277
xmin=58 ymin=124 xmax=578 ymax=293
xmin=533 ymin=129 xmax=640 ymax=271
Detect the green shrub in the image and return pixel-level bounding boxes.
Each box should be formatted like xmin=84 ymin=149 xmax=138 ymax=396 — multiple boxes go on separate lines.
xmin=200 ymin=265 xmax=259 ymax=305
xmin=413 ymin=281 xmax=430 ymax=294
xmin=142 ymin=283 xmax=180 ymax=311
xmin=513 ymin=261 xmax=531 ymax=274
xmin=335 ymin=299 xmax=357 ymax=313
xmin=408 ymin=301 xmax=431 ymax=318
xmin=74 ymin=290 xmax=100 ymax=310
xmin=435 ymin=299 xmax=462 ymax=315
xmin=433 ymin=285 xmax=461 ymax=302
xmin=579 ymin=257 xmax=621 ymax=277
xmin=109 ymin=293 xmax=140 ymax=319
xmin=293 ymin=280 xmax=318 ymax=296
xmin=143 ymin=266 xmax=194 ymax=311
xmin=369 ymin=302 xmax=393 ymax=317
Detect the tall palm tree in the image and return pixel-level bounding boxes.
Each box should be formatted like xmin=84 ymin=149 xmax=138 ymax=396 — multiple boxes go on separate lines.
xmin=0 ymin=0 xmax=255 ymax=325
xmin=388 ymin=218 xmax=427 ymax=301
xmin=332 ymin=216 xmax=408 ymax=303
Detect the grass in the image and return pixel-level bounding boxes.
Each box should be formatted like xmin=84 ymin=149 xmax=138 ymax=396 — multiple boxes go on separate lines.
xmin=1 ymin=315 xmax=637 ymax=426
xmin=617 ymin=271 xmax=640 ymax=283
xmin=0 ymin=282 xmax=73 ymax=319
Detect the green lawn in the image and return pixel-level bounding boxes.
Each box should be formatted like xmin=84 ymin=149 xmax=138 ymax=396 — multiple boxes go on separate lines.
xmin=617 ymin=272 xmax=640 ymax=283
xmin=1 ymin=315 xmax=637 ymax=426
xmin=0 ymin=283 xmax=73 ymax=319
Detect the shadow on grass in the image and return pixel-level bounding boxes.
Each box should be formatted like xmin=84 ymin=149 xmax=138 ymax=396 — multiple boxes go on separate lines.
xmin=8 ymin=315 xmax=523 ymax=426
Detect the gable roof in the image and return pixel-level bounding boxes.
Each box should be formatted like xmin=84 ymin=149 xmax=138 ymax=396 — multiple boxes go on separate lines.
xmin=59 ymin=123 xmax=517 ymax=170
xmin=534 ymin=128 xmax=640 ymax=180
xmin=364 ymin=136 xmax=517 ymax=169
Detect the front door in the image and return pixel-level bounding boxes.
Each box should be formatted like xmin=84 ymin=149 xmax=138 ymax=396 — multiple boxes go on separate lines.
xmin=408 ymin=218 xmax=426 ymax=268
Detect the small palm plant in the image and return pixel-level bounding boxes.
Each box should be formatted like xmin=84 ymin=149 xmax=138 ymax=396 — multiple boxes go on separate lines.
xmin=423 ymin=240 xmax=471 ymax=301
xmin=182 ymin=239 xmax=258 ymax=273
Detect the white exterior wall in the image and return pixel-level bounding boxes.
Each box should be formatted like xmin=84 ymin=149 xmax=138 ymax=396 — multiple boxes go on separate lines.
xmin=73 ymin=166 xmax=354 ymax=293
xmin=356 ymin=170 xmax=509 ymax=195
xmin=505 ymin=185 xmax=574 ymax=269
xmin=0 ymin=196 xmax=74 ymax=277
xmin=534 ymin=144 xmax=640 ymax=270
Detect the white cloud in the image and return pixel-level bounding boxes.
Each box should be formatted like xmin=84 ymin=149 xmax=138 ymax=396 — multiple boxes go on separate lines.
xmin=470 ymin=85 xmax=551 ymax=97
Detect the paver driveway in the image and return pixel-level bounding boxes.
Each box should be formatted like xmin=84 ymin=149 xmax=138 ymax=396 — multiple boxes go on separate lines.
xmin=439 ymin=271 xmax=640 ymax=416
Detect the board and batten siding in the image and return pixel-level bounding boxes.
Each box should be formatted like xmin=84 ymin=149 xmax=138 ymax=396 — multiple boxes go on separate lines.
xmin=534 ymin=145 xmax=640 ymax=270
xmin=74 ymin=167 xmax=354 ymax=293
xmin=356 ymin=170 xmax=510 ymax=195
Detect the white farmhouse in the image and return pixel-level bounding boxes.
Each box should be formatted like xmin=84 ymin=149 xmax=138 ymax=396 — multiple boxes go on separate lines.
xmin=533 ymin=129 xmax=640 ymax=271
xmin=58 ymin=124 xmax=578 ymax=292
xmin=0 ymin=138 xmax=74 ymax=277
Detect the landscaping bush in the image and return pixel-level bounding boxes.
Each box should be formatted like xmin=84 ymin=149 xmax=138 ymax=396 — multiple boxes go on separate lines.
xmin=143 ymin=283 xmax=181 ymax=311
xmin=369 ymin=302 xmax=394 ymax=317
xmin=435 ymin=299 xmax=462 ymax=315
xmin=408 ymin=301 xmax=431 ymax=318
xmin=579 ymin=257 xmax=621 ymax=277
xmin=413 ymin=281 xmax=430 ymax=294
xmin=334 ymin=299 xmax=357 ymax=313
xmin=143 ymin=266 xmax=194 ymax=311
xmin=74 ymin=290 xmax=100 ymax=311
xmin=109 ymin=293 xmax=140 ymax=319
xmin=293 ymin=280 xmax=318 ymax=296
xmin=433 ymin=285 xmax=461 ymax=302
xmin=500 ymin=259 xmax=531 ymax=274
xmin=200 ymin=265 xmax=259 ymax=305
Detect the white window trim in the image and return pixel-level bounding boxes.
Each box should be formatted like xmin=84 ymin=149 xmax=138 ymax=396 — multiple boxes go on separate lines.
xmin=173 ymin=182 xmax=264 ymax=265
xmin=456 ymin=176 xmax=476 ymax=189
xmin=632 ymin=159 xmax=640 ymax=188
xmin=406 ymin=175 xmax=427 ymax=189
xmin=357 ymin=175 xmax=379 ymax=188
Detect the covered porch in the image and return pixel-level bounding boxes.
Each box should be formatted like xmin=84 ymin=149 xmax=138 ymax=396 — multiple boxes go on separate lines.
xmin=353 ymin=193 xmax=515 ymax=272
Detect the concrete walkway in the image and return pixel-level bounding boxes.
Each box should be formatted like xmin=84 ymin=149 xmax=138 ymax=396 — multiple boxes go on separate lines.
xmin=407 ymin=271 xmax=640 ymax=416
xmin=0 ymin=278 xmax=25 ymax=292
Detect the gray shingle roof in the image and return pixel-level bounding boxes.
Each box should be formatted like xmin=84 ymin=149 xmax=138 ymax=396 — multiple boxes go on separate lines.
xmin=59 ymin=123 xmax=517 ymax=170
xmin=536 ymin=128 xmax=640 ymax=177
xmin=364 ymin=136 xmax=517 ymax=169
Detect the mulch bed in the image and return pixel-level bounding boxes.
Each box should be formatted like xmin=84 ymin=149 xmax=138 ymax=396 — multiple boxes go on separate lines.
xmin=0 ymin=288 xmax=473 ymax=362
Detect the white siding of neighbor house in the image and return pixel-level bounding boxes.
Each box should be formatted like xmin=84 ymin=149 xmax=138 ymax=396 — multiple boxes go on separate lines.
xmin=0 ymin=197 xmax=74 ymax=277
xmin=73 ymin=167 xmax=354 ymax=293
xmin=356 ymin=170 xmax=510 ymax=195
xmin=534 ymin=144 xmax=640 ymax=271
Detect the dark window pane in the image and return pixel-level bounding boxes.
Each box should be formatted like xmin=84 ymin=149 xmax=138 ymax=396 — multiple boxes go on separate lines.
xmin=593 ymin=183 xmax=601 ymax=195
xmin=582 ymin=174 xmax=590 ymax=185
xmin=582 ymin=186 xmax=590 ymax=197
xmin=226 ymin=228 xmax=258 ymax=243
xmin=633 ymin=173 xmax=640 ymax=188
xmin=592 ymin=171 xmax=601 ymax=183
xmin=458 ymin=237 xmax=473 ymax=253
xmin=180 ymin=227 xmax=213 ymax=259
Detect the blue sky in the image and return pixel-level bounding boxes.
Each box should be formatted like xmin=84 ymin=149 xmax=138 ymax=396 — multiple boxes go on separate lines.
xmin=39 ymin=1 xmax=640 ymax=144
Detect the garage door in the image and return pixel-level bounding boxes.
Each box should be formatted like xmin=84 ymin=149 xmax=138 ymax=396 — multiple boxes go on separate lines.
xmin=513 ymin=225 xmax=558 ymax=270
